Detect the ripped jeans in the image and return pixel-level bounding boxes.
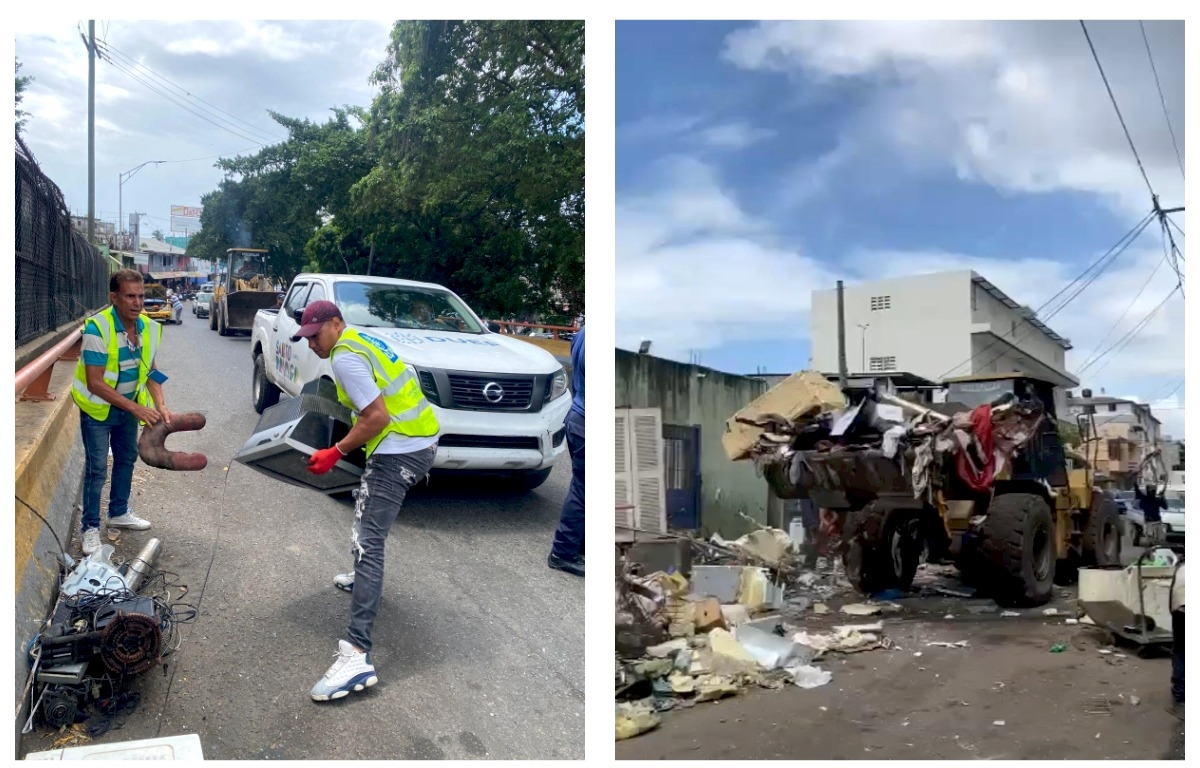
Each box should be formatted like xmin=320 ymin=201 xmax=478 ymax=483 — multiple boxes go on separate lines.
xmin=346 ymin=445 xmax=437 ymax=652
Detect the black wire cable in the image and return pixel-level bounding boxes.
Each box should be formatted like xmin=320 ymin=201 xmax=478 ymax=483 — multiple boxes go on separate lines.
xmin=1077 ymin=253 xmax=1167 ymax=371
xmin=938 ymin=210 xmax=1154 ymax=380
xmin=1080 ymin=21 xmax=1155 ymax=198
xmin=98 ymin=54 xmax=271 ymax=148
xmin=1079 ymin=284 xmax=1180 ymax=377
xmin=14 ymin=496 xmax=69 ymax=566
xmin=1139 ymin=21 xmax=1184 ymax=181
xmin=94 ymin=39 xmax=287 ymax=145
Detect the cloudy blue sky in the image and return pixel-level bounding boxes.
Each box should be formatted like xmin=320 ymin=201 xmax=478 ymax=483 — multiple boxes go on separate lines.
xmin=15 ymin=20 xmax=393 ymax=239
xmin=616 ymin=20 xmax=1185 ymax=438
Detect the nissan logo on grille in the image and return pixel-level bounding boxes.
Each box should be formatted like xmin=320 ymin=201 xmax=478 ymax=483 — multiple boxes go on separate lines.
xmin=482 ymin=382 xmax=505 ymax=403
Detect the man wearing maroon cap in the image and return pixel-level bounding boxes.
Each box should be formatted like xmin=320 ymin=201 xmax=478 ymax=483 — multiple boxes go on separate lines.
xmin=291 ymin=300 xmax=441 ymax=701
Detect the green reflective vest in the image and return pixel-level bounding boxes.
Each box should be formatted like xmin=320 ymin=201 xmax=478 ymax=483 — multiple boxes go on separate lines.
xmin=71 ymin=307 xmax=161 ymax=421
xmin=330 ymin=327 xmax=439 ymax=458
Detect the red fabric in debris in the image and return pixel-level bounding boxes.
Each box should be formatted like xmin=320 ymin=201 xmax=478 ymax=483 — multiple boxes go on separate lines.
xmin=955 ymin=404 xmax=996 ymax=492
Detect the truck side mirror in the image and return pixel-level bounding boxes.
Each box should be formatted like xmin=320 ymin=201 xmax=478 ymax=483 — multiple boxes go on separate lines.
xmin=293 ymin=308 xmax=304 ymax=323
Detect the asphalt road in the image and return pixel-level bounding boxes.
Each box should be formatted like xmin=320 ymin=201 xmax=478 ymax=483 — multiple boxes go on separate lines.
xmin=22 ymin=306 xmax=584 ymax=760
xmin=617 ymin=615 xmax=1183 ymax=760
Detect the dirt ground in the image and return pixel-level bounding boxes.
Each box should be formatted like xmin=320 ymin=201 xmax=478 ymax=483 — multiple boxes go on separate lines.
xmin=617 ymin=610 xmax=1184 ymax=760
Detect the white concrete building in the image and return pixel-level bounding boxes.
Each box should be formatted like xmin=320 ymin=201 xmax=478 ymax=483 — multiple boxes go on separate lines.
xmin=810 ymin=270 xmax=1078 ymax=389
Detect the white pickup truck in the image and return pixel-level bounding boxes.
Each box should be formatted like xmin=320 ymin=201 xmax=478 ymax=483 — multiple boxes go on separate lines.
xmin=250 ymin=273 xmax=571 ymax=490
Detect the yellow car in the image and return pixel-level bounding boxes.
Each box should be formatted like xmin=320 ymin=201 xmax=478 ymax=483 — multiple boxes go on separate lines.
xmin=143 ymin=283 xmax=173 ymax=323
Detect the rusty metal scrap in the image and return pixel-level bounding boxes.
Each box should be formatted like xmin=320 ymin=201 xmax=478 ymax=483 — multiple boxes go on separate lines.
xmin=138 ymin=412 xmax=208 ymax=471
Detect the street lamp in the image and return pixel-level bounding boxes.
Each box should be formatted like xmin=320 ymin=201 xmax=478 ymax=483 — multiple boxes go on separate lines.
xmin=118 ymin=160 xmax=166 ymax=239
xmin=857 ymin=322 xmax=870 ymax=372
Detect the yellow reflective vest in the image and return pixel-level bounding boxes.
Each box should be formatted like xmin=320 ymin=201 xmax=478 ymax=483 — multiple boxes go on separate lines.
xmin=71 ymin=307 xmax=161 ymax=421
xmin=330 ymin=327 xmax=439 ymax=458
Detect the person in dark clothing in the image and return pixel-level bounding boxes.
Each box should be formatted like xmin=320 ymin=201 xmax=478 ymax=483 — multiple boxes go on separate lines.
xmin=1135 ymin=483 xmax=1167 ymax=523
xmin=1170 ymin=560 xmax=1184 ymax=719
xmin=548 ymin=326 xmax=584 ymax=577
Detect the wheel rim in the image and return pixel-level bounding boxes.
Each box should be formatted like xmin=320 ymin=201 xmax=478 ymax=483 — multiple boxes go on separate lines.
xmin=891 ymin=520 xmax=920 ymax=578
xmin=1032 ymin=523 xmax=1052 ymax=581
xmin=1102 ymin=521 xmax=1118 ymax=561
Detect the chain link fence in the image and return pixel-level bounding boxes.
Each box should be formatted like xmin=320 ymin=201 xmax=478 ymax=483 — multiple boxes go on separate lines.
xmin=15 ymin=136 xmax=110 ymax=348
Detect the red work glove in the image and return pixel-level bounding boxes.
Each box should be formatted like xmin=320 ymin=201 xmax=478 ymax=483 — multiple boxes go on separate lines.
xmin=307 ymin=445 xmax=344 ymax=475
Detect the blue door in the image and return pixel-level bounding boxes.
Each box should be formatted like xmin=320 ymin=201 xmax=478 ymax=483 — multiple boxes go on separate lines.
xmin=663 ymin=424 xmax=701 ymax=530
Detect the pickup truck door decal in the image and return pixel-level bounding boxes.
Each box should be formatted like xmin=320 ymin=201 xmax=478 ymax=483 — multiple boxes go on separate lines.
xmin=274 ymin=305 xmax=302 ymax=383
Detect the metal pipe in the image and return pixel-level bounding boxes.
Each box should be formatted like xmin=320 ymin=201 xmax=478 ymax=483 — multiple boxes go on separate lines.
xmin=124 ymin=538 xmax=162 ymax=592
xmin=836 ymin=280 xmax=847 ymax=390
xmin=15 ymin=324 xmax=86 ymax=397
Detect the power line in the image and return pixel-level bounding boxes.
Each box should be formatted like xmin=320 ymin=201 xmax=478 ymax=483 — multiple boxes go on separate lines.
xmin=1139 ymin=21 xmax=1184 ymax=182
xmin=1079 ymin=284 xmax=1180 ymax=378
xmin=1080 ymin=20 xmax=1155 ymax=198
xmin=99 ymin=55 xmax=270 ymax=148
xmin=938 ymin=211 xmax=1155 ymax=380
xmin=1165 ymin=216 xmax=1184 ymax=241
xmin=1077 ymin=252 xmax=1167 ymax=371
xmin=94 ymin=39 xmax=287 ymax=145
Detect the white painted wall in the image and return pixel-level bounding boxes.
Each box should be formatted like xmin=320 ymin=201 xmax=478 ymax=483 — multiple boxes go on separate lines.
xmin=813 ymin=270 xmax=982 ymax=383
xmin=811 ymin=270 xmax=1073 ymax=386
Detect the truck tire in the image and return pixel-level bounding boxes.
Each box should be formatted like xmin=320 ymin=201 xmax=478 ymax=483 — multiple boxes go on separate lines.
xmin=505 ymin=467 xmax=553 ymax=492
xmin=252 ymin=354 xmax=281 ymax=414
xmin=976 ymin=492 xmax=1055 ymax=606
xmin=1083 ymin=498 xmax=1122 ymax=566
xmin=843 ymin=508 xmax=922 ymax=595
xmin=218 ymin=308 xmax=230 ymax=336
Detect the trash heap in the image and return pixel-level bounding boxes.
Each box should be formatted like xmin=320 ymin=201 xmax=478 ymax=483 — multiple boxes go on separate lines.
xmin=615 ymin=558 xmax=893 ymax=741
xmin=722 ymin=371 xmax=1044 ymax=503
xmin=23 ymin=542 xmax=197 ymax=742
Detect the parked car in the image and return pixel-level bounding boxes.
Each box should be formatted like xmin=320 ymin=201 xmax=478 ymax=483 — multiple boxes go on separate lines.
xmin=1163 ymin=492 xmax=1185 ymax=543
xmin=194 ymin=292 xmax=213 ymax=319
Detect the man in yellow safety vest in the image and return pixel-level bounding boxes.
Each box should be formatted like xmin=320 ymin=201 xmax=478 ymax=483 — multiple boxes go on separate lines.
xmin=71 ymin=269 xmax=172 ymax=555
xmin=294 ymin=300 xmax=440 ymax=702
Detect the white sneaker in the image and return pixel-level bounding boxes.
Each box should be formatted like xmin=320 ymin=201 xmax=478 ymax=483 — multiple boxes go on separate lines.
xmin=333 ymin=571 xmax=355 ymax=592
xmin=108 ymin=511 xmax=151 ymax=530
xmin=81 ymin=528 xmax=100 ymax=555
xmin=311 ymin=640 xmax=377 ymax=701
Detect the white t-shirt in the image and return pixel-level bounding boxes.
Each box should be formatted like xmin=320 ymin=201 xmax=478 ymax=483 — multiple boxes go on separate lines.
xmin=331 ymin=351 xmax=438 ymax=455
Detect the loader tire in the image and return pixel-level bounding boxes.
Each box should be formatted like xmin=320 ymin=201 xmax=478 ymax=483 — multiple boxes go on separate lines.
xmin=1083 ymin=498 xmax=1122 ymax=567
xmin=976 ymin=492 xmax=1054 ymax=606
xmin=210 ymin=307 xmax=218 ymax=331
xmin=843 ymin=508 xmax=922 ymax=595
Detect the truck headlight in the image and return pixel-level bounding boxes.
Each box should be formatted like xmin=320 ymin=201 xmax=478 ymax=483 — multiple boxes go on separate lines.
xmin=545 ymin=368 xmax=568 ymax=402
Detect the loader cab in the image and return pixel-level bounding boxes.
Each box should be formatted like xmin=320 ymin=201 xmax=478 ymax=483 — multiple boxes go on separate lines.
xmin=942 ymin=373 xmax=1068 ymax=489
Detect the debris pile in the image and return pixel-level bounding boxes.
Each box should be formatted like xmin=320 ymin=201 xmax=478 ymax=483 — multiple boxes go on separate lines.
xmin=22 ymin=542 xmax=197 ymax=740
xmin=615 ymin=563 xmax=893 ymax=741
xmin=722 ymin=372 xmax=1044 ymax=505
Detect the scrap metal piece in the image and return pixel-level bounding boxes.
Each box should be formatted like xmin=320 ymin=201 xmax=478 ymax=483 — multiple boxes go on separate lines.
xmin=100 ymin=612 xmax=162 ymax=675
xmin=138 ymin=412 xmax=208 ymax=470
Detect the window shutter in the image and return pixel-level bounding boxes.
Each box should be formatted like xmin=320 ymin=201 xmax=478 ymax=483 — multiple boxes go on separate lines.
xmin=630 ymin=408 xmax=667 ymax=534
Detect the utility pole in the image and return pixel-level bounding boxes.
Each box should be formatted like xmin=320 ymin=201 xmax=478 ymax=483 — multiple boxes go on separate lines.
xmin=87 ymin=21 xmax=96 ymax=245
xmin=836 ymin=280 xmax=848 ymax=390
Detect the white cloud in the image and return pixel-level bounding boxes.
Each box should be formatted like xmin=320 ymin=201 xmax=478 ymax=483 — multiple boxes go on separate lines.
xmin=721 ymin=21 xmax=1185 ymax=216
xmin=617 ymin=157 xmax=839 ymax=360
xmin=697 ymin=121 xmax=775 ymax=150
xmin=15 ymin=20 xmax=393 ymax=229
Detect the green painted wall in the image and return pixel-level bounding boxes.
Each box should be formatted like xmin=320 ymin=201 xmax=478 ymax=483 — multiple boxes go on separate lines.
xmin=616 ymin=350 xmax=771 ymax=538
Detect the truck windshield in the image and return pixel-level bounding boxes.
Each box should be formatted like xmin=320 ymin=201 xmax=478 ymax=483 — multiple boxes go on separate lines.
xmin=945 ymin=380 xmax=1016 ymax=409
xmin=334 ymin=283 xmax=485 ymax=334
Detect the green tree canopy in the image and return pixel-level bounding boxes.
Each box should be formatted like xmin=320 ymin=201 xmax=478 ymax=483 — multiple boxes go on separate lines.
xmin=16 ymin=57 xmax=32 ymax=135
xmin=185 ymin=21 xmax=583 ymax=320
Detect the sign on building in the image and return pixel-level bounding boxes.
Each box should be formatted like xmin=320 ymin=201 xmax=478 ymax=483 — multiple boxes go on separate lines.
xmin=170 ymin=205 xmax=203 ymax=234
